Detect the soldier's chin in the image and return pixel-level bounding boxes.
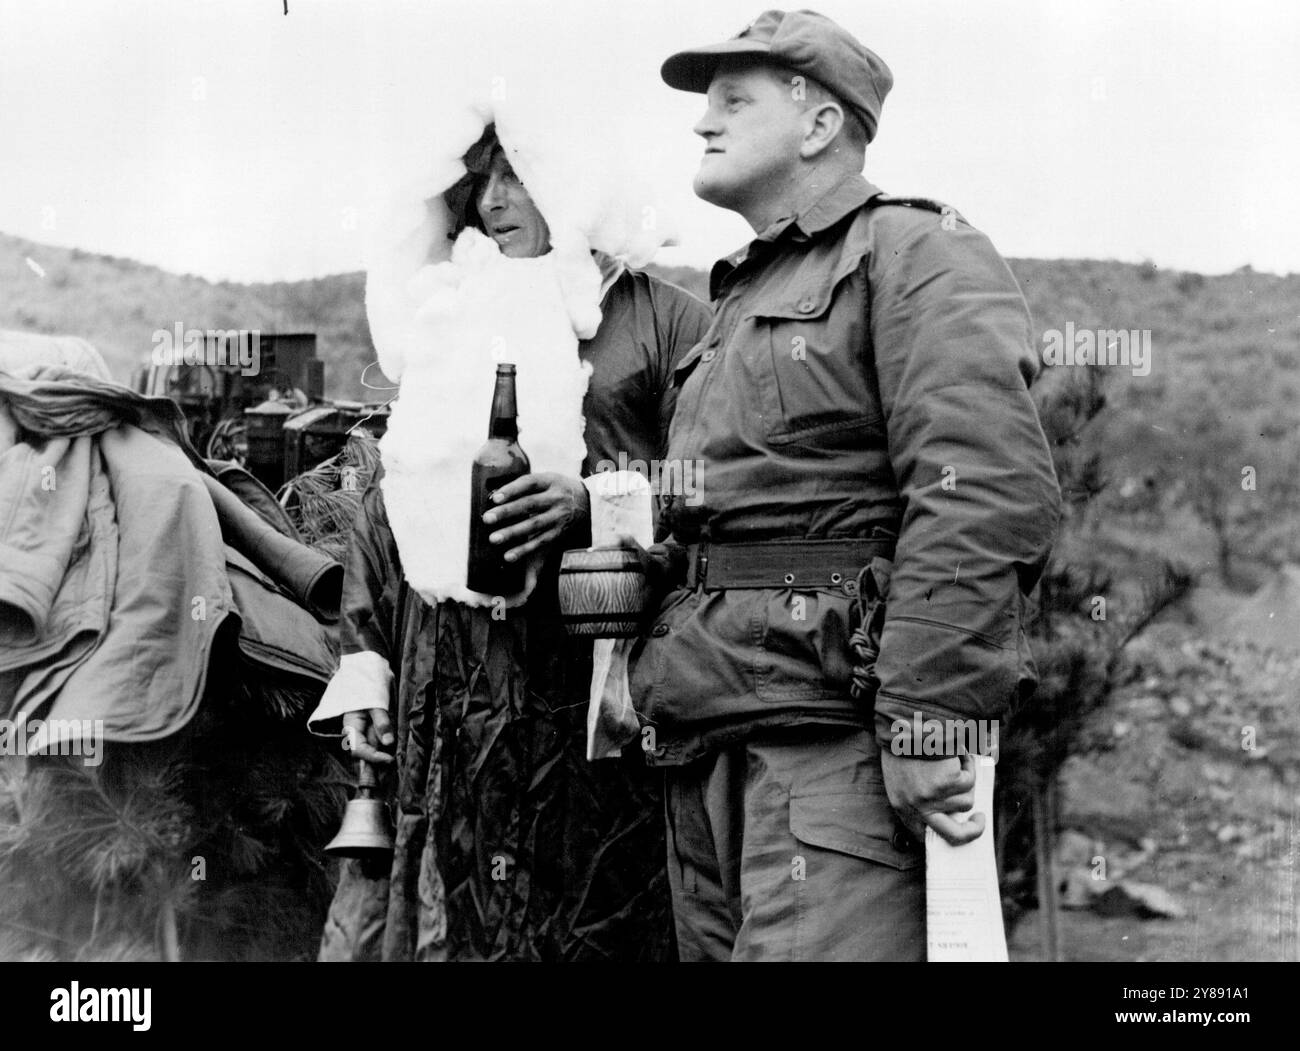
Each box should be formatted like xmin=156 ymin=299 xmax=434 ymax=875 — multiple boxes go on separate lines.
xmin=693 ymin=169 xmax=739 ymax=210
xmin=497 ymin=233 xmax=549 ymax=260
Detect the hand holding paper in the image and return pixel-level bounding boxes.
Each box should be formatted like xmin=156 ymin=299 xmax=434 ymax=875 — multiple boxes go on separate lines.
xmin=925 ymin=755 xmax=1008 ymax=962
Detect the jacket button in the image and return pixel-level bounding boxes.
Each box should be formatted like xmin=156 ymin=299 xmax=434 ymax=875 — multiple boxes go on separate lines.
xmin=651 ymin=623 xmax=669 ymax=637
xmin=701 ymin=348 xmax=716 ymax=362
xmin=797 ymin=296 xmax=817 ymax=313
xmin=892 ymin=829 xmax=915 ymax=852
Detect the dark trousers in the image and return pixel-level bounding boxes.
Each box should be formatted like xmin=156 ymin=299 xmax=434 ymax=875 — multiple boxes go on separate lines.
xmin=663 ymin=726 xmax=926 ymax=961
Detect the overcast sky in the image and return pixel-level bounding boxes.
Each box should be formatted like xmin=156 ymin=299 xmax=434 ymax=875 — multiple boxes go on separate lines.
xmin=2 ymin=0 xmax=1297 ymax=282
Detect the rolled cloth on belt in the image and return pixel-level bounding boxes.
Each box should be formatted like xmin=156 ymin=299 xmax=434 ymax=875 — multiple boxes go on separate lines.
xmin=685 ymin=534 xmax=896 ymax=592
xmin=201 ymin=473 xmax=343 ymax=621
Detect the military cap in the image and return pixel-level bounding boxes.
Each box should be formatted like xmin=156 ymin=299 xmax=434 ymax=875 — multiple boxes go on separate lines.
xmin=661 ymin=9 xmax=893 ymax=143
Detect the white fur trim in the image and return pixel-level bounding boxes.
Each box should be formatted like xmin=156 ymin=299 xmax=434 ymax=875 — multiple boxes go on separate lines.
xmin=307 ymin=650 xmax=394 ymax=735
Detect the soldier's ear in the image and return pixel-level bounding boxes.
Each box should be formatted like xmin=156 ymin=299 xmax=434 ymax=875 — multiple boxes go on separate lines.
xmin=800 ymin=100 xmax=845 ymax=160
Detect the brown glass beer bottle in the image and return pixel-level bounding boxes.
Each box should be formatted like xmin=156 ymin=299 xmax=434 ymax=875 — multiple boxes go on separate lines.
xmin=467 ymin=363 xmax=530 ymax=595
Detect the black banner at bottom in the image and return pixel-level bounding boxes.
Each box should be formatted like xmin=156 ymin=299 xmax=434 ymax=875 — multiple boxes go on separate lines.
xmin=0 ymin=960 xmax=1286 ymax=1038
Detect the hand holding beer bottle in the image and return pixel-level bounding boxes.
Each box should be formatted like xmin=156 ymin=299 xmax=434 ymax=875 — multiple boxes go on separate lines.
xmin=467 ymin=364 xmax=532 ymax=596
xmin=471 ymin=364 xmax=591 ymax=590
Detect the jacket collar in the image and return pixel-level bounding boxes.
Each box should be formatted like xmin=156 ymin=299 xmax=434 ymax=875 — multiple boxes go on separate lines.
xmin=593 ymin=249 xmax=626 ymax=303
xmin=709 ymin=172 xmax=883 ymax=299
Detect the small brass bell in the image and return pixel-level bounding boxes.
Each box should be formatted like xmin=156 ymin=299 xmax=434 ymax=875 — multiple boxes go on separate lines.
xmin=325 ymin=759 xmax=395 ymax=860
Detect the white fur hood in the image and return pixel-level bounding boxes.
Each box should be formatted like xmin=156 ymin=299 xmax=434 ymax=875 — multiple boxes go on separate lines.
xmin=364 ymin=89 xmax=675 ymax=607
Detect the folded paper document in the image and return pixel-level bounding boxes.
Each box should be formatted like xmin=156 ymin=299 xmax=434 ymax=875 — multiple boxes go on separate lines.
xmin=926 ymin=755 xmax=1008 ymax=962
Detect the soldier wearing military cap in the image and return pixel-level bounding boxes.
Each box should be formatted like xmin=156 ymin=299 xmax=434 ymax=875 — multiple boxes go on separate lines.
xmin=627 ymin=9 xmax=1062 ymax=960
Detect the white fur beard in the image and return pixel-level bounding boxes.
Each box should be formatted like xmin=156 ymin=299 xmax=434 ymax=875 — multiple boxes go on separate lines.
xmin=379 ymin=228 xmax=592 ymax=608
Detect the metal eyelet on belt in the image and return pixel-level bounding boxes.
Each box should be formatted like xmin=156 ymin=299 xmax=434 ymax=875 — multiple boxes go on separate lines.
xmin=701 ymin=348 xmax=716 ymax=362
xmin=830 ymin=572 xmax=843 ymax=585
xmin=651 ymin=623 xmax=669 ymax=637
xmin=783 ymin=572 xmax=795 ymax=585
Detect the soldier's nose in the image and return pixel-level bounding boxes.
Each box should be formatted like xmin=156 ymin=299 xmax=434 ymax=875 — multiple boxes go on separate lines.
xmin=479 ymin=176 xmax=506 ymax=211
xmin=694 ymin=108 xmax=722 ymax=140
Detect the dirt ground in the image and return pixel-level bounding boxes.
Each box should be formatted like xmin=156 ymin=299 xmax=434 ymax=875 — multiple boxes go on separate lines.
xmin=1007 ymin=582 xmax=1300 ymax=961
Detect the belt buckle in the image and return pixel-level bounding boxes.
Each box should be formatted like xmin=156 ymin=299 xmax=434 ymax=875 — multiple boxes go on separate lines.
xmin=697 ymin=542 xmax=709 ymax=589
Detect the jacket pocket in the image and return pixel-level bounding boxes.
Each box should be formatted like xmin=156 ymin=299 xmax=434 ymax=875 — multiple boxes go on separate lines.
xmin=631 ymin=588 xmax=760 ymax=721
xmin=754 ymin=586 xmax=857 ymax=702
xmin=629 ymin=586 xmax=693 ymax=696
xmin=789 ymin=784 xmax=922 ymax=871
xmin=747 ymin=260 xmax=882 ymax=446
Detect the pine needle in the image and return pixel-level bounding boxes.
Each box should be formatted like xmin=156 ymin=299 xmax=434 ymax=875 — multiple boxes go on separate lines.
xmin=281 ymin=431 xmax=381 ymax=561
